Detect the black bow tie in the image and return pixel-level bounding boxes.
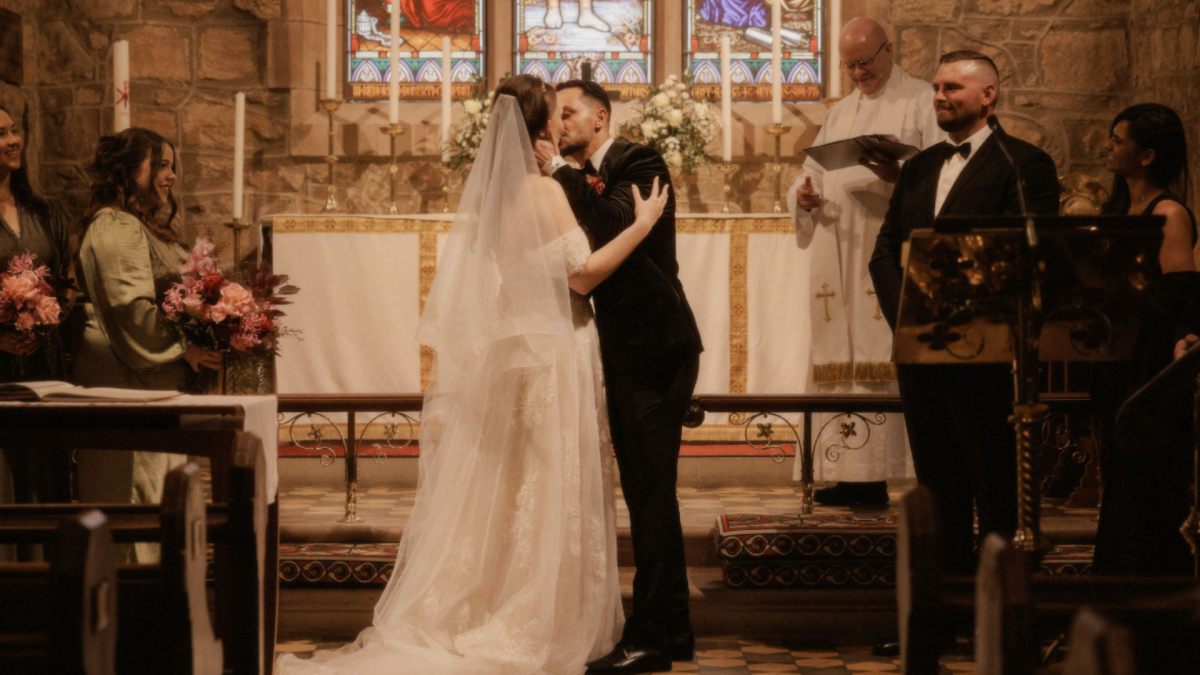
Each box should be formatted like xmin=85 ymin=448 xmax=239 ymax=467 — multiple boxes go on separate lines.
xmin=583 ymin=160 xmax=598 ymax=176
xmin=940 ymin=142 xmax=971 ymax=161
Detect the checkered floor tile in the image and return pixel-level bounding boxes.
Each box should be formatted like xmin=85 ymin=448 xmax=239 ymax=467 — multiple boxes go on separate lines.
xmin=275 ymin=637 xmax=976 ymax=673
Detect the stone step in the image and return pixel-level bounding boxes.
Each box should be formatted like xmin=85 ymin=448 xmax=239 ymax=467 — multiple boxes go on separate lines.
xmin=278 ymin=567 xmax=898 ymax=643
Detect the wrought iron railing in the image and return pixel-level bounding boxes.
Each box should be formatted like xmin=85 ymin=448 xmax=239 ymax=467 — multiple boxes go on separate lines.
xmin=278 ymin=393 xmax=1092 ymax=522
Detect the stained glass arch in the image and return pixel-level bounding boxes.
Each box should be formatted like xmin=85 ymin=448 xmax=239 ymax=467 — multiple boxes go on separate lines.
xmin=347 ymin=0 xmax=484 ymax=101
xmin=684 ymin=0 xmax=823 ymax=102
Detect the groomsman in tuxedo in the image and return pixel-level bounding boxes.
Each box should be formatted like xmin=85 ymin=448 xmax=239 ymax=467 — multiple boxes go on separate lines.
xmin=869 ymin=50 xmax=1061 ymax=575
xmin=534 ymin=80 xmax=703 ymax=674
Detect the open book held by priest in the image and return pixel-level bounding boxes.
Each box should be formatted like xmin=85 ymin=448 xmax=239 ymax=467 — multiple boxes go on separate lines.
xmin=803 ymin=134 xmax=920 ymax=172
xmin=0 ymin=381 xmax=181 ymax=402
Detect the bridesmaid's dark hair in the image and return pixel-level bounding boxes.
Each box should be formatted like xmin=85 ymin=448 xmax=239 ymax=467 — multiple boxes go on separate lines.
xmin=495 ymin=74 xmax=556 ymax=142
xmin=79 ymin=127 xmax=181 ymax=245
xmin=1102 ymin=103 xmax=1190 ymax=214
xmin=0 ymin=104 xmax=53 ymax=225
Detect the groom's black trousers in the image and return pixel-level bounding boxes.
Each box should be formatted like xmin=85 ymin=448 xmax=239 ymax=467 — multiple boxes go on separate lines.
xmin=605 ymin=346 xmax=700 ymax=648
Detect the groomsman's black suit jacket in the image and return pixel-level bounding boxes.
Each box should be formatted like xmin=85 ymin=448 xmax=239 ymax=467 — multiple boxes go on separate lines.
xmin=869 ymin=127 xmax=1062 ymax=328
xmin=552 ymin=137 xmax=703 ymax=370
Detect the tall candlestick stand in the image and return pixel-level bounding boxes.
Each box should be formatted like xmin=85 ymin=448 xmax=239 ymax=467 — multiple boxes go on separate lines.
xmin=718 ymin=162 xmax=740 ymax=214
xmin=764 ymin=124 xmax=791 ymax=213
xmin=437 ymin=164 xmax=455 ymax=214
xmin=319 ymin=98 xmax=343 ymax=212
xmin=381 ymin=124 xmax=406 ymax=214
xmin=225 ymin=218 xmax=252 ymax=276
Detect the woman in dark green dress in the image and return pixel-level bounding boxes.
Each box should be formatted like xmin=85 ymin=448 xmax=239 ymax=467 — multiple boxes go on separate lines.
xmin=74 ymin=127 xmax=221 ymax=561
xmin=1093 ymin=103 xmax=1200 ymax=575
xmin=0 ymin=105 xmax=72 ymax=382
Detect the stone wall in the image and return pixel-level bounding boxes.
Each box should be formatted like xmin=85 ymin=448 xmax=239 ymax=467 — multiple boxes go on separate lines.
xmin=2 ymin=0 xmax=1197 ymax=265
xmin=891 ymin=0 xmax=1200 ymax=207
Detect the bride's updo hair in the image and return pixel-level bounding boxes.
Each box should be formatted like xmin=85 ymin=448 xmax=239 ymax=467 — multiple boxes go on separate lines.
xmin=495 ymin=74 xmax=556 ymax=141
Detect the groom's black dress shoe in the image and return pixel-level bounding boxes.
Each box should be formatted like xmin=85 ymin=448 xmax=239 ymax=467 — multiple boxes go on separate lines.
xmin=668 ymin=631 xmax=695 ymax=661
xmin=584 ymin=643 xmax=672 ymax=674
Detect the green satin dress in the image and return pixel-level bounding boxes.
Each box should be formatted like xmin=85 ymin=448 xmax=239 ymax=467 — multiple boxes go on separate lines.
xmin=75 ymin=210 xmax=191 ymax=562
xmin=0 ymin=203 xmax=70 ymax=381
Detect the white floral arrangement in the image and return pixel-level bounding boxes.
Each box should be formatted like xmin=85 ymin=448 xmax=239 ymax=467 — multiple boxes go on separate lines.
xmin=619 ymin=74 xmax=718 ymax=175
xmin=447 ymin=77 xmax=493 ymax=175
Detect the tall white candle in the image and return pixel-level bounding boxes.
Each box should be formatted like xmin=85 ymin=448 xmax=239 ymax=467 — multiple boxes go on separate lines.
xmin=388 ymin=1 xmax=400 ymax=125
xmin=113 ymin=40 xmax=130 ymax=133
xmin=325 ymin=0 xmax=338 ymax=100
xmin=441 ymin=36 xmax=452 ymax=163
xmin=720 ymin=35 xmax=732 ymax=162
xmin=232 ymin=92 xmax=246 ymax=221
xmin=771 ymin=0 xmax=783 ymax=125
xmin=830 ymin=0 xmax=842 ymax=98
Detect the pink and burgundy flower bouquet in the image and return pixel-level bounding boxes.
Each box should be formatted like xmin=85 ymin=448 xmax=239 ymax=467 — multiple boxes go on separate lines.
xmin=0 ymin=251 xmax=63 ymax=334
xmin=161 ymin=238 xmax=299 ymax=386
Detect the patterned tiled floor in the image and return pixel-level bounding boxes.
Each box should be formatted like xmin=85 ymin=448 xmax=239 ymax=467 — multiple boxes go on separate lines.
xmin=275 ymin=637 xmax=976 ymax=674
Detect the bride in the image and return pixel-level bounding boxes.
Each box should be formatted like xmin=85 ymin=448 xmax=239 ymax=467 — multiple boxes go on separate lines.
xmin=277 ymin=75 xmax=670 ymax=674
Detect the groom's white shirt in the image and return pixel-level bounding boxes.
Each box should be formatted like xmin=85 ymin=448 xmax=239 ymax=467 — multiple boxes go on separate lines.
xmin=588 ymin=137 xmax=615 ymax=173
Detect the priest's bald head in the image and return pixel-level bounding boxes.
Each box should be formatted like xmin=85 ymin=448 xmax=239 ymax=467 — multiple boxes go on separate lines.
xmin=933 ymin=50 xmax=1001 ymax=141
xmin=839 ymin=17 xmax=894 ymax=96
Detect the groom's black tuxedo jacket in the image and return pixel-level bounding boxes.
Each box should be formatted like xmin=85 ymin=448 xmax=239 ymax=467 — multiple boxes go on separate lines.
xmin=869 ymin=127 xmax=1061 ymax=329
xmin=553 ymin=137 xmax=703 ymax=371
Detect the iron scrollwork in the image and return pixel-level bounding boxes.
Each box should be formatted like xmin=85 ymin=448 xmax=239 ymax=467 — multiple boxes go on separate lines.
xmin=728 ymin=412 xmax=800 ymax=464
xmin=815 ymin=412 xmax=887 ymax=463
xmin=282 ymin=412 xmax=347 ymax=466
xmin=357 ymin=412 xmax=420 ymax=464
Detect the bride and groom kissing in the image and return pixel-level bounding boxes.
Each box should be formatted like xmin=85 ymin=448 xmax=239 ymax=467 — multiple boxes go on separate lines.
xmin=278 ymin=76 xmax=703 ymax=674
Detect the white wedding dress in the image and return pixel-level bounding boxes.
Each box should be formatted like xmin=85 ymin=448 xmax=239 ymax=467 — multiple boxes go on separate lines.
xmin=277 ymin=97 xmax=623 ymax=675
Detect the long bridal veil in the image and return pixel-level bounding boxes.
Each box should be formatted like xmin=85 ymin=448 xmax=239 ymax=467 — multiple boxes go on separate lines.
xmin=277 ymin=95 xmax=622 ymax=675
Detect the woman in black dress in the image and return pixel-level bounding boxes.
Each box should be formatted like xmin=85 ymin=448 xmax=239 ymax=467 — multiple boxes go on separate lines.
xmin=0 ymin=105 xmax=73 ymax=382
xmin=1093 ymin=102 xmax=1198 ymax=575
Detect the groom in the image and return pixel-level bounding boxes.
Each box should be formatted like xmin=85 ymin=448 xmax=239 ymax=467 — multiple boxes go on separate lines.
xmin=536 ymin=80 xmax=704 ymax=675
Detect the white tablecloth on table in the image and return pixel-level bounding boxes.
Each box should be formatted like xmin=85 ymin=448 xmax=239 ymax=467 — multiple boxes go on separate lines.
xmin=0 ymin=395 xmax=279 ymax=503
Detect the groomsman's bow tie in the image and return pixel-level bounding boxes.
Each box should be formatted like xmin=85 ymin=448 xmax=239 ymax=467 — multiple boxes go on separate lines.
xmin=938 ymin=142 xmax=971 ymax=161
xmin=582 ymin=160 xmax=599 ymax=176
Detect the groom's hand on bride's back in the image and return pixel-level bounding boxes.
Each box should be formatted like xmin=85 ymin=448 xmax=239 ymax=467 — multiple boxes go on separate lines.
xmin=632 ymin=175 xmax=670 ymax=230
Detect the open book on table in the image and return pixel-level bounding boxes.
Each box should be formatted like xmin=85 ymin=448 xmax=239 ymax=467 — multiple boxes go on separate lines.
xmin=803 ymin=134 xmax=920 ymax=172
xmin=0 ymin=381 xmax=181 ymax=402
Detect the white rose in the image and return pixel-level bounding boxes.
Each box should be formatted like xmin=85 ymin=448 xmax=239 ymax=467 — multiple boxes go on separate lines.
xmin=665 ymin=151 xmax=683 ymax=168
xmin=463 ymin=99 xmax=483 ymax=114
xmin=681 ymin=92 xmax=691 ymax=101
xmin=692 ymin=102 xmax=709 ymax=118
xmin=640 ymin=121 xmax=658 ymax=139
xmin=666 ymin=109 xmax=684 ymax=127
xmin=652 ymin=93 xmax=670 ymax=109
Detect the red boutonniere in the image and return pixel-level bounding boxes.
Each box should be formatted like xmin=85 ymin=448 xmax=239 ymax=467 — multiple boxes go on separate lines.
xmin=587 ymin=175 xmax=606 ymax=194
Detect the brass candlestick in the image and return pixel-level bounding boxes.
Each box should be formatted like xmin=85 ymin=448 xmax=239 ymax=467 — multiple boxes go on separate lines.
xmin=764 ymin=124 xmax=791 ymax=213
xmin=718 ymin=162 xmax=740 ymax=213
xmin=225 ymin=218 xmax=252 ymax=274
xmin=437 ymin=163 xmax=455 ymax=214
xmin=381 ymin=124 xmax=407 ymax=215
xmin=319 ymin=98 xmax=343 ymax=212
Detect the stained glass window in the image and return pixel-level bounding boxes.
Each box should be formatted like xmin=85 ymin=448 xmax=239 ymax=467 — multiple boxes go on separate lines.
xmin=684 ymin=0 xmax=822 ymax=102
xmin=515 ymin=0 xmax=653 ymax=101
xmin=347 ymin=0 xmax=484 ymax=101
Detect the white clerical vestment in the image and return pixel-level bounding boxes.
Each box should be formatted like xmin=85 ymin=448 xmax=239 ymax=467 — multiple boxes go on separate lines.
xmin=787 ymin=63 xmax=944 ymax=482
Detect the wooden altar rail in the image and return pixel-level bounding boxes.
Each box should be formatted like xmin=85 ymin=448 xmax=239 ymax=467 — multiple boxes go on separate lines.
xmin=277 ymin=392 xmax=1092 ymax=520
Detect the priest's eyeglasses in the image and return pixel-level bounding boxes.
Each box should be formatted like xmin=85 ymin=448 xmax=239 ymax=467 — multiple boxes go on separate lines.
xmin=841 ymin=42 xmax=888 ymax=71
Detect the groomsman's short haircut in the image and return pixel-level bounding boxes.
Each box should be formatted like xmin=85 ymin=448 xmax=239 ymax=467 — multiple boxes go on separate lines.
xmin=556 ymin=79 xmax=612 ymax=119
xmin=938 ymin=50 xmax=1000 ymax=80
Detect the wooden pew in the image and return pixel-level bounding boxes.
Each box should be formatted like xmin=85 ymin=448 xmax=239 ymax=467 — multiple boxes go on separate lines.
xmin=974 ymin=533 xmax=1199 ymax=675
xmin=0 ymin=432 xmax=268 ymax=675
xmin=1063 ymin=598 xmax=1200 ymax=675
xmin=0 ymin=510 xmax=118 ymax=675
xmin=897 ymin=486 xmax=1199 ymax=675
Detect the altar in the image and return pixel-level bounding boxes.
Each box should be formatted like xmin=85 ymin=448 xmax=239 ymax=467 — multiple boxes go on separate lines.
xmin=268 ymin=213 xmax=815 ymax=436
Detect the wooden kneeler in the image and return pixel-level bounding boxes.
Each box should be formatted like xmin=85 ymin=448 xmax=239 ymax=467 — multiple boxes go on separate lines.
xmin=0 ymin=510 xmax=118 ymax=675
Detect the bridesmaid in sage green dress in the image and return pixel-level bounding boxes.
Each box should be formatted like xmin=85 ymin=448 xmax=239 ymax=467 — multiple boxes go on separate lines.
xmin=74 ymin=128 xmax=221 ymax=561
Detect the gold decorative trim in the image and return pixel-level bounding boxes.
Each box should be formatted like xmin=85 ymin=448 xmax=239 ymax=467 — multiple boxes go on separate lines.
xmin=812 ymin=361 xmax=897 ymax=385
xmin=273 ymin=215 xmax=454 ymax=234
xmin=729 ymin=232 xmax=749 ymax=394
xmin=418 ymin=231 xmax=439 ymax=392
xmin=676 ymin=217 xmax=794 ymax=235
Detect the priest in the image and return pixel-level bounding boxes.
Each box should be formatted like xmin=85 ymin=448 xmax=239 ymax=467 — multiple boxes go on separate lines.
xmin=786 ymin=17 xmax=942 ymax=505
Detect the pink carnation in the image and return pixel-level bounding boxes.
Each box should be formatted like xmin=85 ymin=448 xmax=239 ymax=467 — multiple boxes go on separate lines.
xmin=33 ymin=295 xmax=60 ymax=326
xmin=162 ymin=287 xmax=184 ymax=319
xmin=6 ymin=251 xmax=35 ymax=275
xmin=2 ymin=271 xmax=42 ymax=308
xmin=212 ymin=283 xmax=256 ymax=323
xmin=229 ymin=330 xmax=261 ymax=352
xmin=179 ymin=238 xmax=218 ymax=278
xmin=13 ymin=311 xmax=34 ymax=332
